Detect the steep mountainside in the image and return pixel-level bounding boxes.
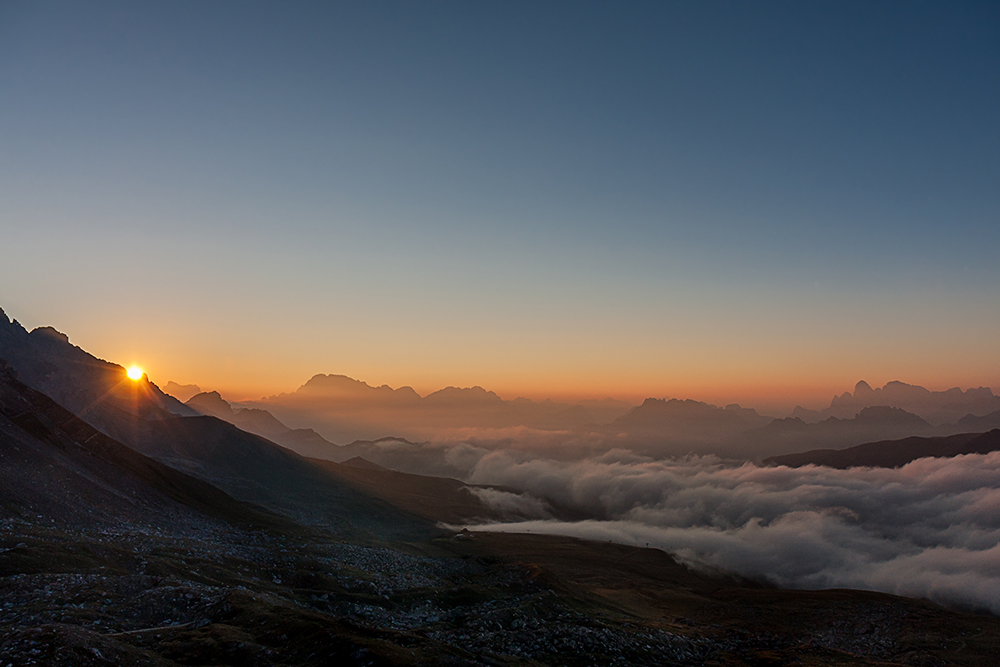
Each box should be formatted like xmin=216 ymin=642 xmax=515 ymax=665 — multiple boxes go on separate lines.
xmin=0 ymin=360 xmax=286 ymax=532
xmin=0 ymin=308 xmax=196 ymax=442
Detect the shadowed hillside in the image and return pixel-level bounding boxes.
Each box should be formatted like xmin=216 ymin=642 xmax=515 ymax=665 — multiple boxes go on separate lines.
xmin=0 ymin=360 xmax=289 ymax=533
xmin=124 ymin=415 xmax=438 ymax=541
xmin=765 ymin=429 xmax=1000 ymax=469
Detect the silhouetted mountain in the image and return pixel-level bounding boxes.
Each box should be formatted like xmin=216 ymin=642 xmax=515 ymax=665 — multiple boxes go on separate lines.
xmin=163 ymin=380 xmax=202 ymax=402
xmin=822 ymin=380 xmax=1000 ymax=425
xmin=247 ymin=373 xmax=632 ymax=442
xmin=269 ymin=426 xmax=346 ymax=459
xmin=423 ymin=385 xmax=503 ymax=406
xmin=0 ymin=308 xmax=197 ymax=442
xmin=186 ymin=390 xmax=345 ymax=459
xmin=294 ymin=373 xmax=422 ymax=403
xmin=0 ymin=359 xmax=286 ymax=532
xmin=951 ymin=409 xmax=1000 ymax=433
xmin=765 ymin=430 xmax=1000 ymax=469
xmin=606 ymin=398 xmax=771 ymax=450
xmin=186 ymin=390 xmax=234 ymax=418
xmin=229 ymin=407 xmax=290 ymax=439
xmin=746 ymin=406 xmax=937 ymax=458
xmin=612 ymin=398 xmax=771 ymax=434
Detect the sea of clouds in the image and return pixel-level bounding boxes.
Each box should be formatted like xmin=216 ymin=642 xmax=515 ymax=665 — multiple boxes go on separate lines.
xmin=458 ymin=449 xmax=1000 ymax=613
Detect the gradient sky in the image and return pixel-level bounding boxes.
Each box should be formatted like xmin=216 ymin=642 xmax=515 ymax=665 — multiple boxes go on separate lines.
xmin=1 ymin=2 xmax=998 ymax=412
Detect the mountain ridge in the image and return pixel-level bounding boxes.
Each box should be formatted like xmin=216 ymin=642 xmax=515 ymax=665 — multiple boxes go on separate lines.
xmin=799 ymin=379 xmax=1000 ymax=425
xmin=764 ymin=429 xmax=1000 ymax=469
xmin=0 ymin=308 xmax=198 ymax=442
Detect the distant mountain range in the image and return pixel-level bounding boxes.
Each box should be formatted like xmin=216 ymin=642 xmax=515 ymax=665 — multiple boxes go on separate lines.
xmin=592 ymin=393 xmax=1000 ymax=460
xmin=235 ymin=373 xmax=633 ymax=443
xmin=164 ymin=380 xmax=202 ymax=402
xmin=792 ymin=380 xmax=1000 ymax=425
xmin=7 ymin=305 xmax=999 ymax=465
xmin=609 ymin=398 xmax=772 ymax=437
xmin=193 ymin=372 xmax=1000 ymax=462
xmin=741 ymin=406 xmax=942 ymax=458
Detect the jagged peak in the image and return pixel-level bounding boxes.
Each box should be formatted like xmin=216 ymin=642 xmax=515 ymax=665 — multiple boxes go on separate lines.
xmin=186 ymin=390 xmax=234 ymax=418
xmin=30 ymin=326 xmax=70 ymax=344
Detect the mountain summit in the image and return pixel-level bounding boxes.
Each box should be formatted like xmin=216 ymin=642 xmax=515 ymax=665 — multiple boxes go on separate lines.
xmin=823 ymin=380 xmax=1000 ymax=425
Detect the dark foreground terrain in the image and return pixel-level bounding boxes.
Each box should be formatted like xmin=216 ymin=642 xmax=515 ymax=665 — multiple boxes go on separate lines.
xmin=4 ymin=521 xmax=1000 ymax=667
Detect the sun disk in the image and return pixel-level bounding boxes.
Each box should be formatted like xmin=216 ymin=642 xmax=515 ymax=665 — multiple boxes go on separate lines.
xmin=127 ymin=366 xmax=143 ymax=381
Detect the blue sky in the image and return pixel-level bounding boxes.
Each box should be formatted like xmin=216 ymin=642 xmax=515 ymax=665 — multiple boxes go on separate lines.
xmin=1 ymin=2 xmax=998 ymax=408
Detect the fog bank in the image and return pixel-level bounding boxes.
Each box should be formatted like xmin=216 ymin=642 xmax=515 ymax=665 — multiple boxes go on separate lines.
xmin=463 ymin=452 xmax=1000 ymax=613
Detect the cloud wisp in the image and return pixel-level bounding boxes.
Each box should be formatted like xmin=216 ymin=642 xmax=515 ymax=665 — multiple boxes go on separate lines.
xmin=462 ymin=451 xmax=1000 ymax=613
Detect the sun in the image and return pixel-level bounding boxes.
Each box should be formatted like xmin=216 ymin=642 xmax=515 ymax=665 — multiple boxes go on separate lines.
xmin=126 ymin=366 xmax=143 ymax=381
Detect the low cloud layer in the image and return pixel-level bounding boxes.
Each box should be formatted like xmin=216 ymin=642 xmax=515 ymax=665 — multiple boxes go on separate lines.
xmin=462 ymin=451 xmax=1000 ymax=613
xmin=466 ymin=487 xmax=552 ymax=520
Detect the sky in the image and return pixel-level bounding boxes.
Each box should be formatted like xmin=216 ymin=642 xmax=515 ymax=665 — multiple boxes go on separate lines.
xmin=1 ymin=1 xmax=998 ymax=411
